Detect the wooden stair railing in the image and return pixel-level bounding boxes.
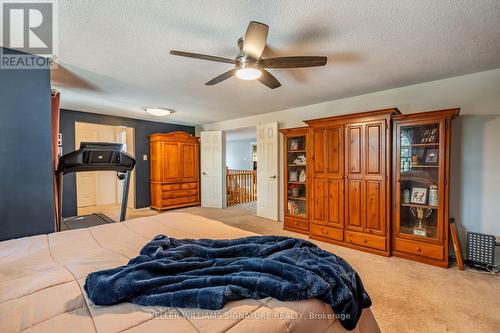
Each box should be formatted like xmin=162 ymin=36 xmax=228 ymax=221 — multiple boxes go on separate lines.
xmin=226 ymin=168 xmax=257 ymax=206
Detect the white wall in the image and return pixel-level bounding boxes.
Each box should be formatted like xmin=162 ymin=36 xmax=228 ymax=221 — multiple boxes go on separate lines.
xmin=450 ymin=115 xmax=500 ymax=261
xmin=203 ymin=69 xmax=500 ymax=242
xmin=226 ymin=139 xmax=254 ymax=170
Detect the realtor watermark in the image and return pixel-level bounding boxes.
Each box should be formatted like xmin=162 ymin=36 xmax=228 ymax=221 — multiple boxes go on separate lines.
xmin=150 ymin=309 xmax=351 ymax=321
xmin=0 ymin=0 xmax=58 ymax=69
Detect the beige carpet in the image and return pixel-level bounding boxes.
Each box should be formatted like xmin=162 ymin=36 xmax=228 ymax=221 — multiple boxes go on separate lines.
xmin=78 ymin=204 xmax=159 ymax=221
xmin=174 ymin=206 xmax=500 ymax=333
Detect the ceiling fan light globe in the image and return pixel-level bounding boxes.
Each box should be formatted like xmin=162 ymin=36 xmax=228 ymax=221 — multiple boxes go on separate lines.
xmin=145 ymin=108 xmax=174 ymax=116
xmin=236 ymin=68 xmax=262 ymax=80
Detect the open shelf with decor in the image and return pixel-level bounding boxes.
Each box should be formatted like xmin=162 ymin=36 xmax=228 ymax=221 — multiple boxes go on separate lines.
xmin=280 ymin=127 xmax=309 ymax=235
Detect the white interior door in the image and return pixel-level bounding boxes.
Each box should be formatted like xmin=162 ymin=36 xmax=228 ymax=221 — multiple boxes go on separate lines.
xmin=95 ymin=125 xmax=117 ymax=205
xmin=200 ymin=131 xmax=225 ymax=208
xmin=256 ymin=122 xmax=279 ymax=220
xmin=115 ymin=128 xmax=135 ymax=209
xmin=77 ymin=172 xmax=97 ymax=207
xmin=75 ymin=128 xmax=97 ymax=207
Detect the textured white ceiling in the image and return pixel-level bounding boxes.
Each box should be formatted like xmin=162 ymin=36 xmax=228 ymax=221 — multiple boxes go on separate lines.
xmin=52 ymin=0 xmax=500 ymax=125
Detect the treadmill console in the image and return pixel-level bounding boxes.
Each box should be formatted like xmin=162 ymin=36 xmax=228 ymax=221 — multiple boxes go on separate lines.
xmin=58 ymin=142 xmax=136 ymax=174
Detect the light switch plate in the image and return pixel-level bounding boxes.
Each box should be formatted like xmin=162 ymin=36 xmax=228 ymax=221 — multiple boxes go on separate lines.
xmin=143 ymin=155 xmax=148 ymax=161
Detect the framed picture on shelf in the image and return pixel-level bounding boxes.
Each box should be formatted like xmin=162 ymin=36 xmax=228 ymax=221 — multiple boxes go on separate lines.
xmin=411 ymin=187 xmax=428 ymax=204
xmin=289 ymin=139 xmax=299 ymax=151
xmin=411 ymin=149 xmax=425 ymax=163
xmin=421 ymin=129 xmax=431 ymax=143
xmin=428 ymin=128 xmax=438 ymax=143
xmin=424 ymin=148 xmax=439 ymax=163
xmin=420 ymin=128 xmax=438 ymax=143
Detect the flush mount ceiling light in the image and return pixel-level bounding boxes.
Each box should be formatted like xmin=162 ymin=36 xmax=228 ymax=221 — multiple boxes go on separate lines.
xmin=145 ymin=107 xmax=174 ymax=116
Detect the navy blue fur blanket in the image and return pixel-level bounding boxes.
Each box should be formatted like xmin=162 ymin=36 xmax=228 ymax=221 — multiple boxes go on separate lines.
xmin=84 ymin=235 xmax=371 ymax=330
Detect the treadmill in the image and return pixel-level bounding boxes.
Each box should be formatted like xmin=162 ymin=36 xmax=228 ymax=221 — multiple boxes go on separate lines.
xmin=56 ymin=142 xmax=136 ymax=231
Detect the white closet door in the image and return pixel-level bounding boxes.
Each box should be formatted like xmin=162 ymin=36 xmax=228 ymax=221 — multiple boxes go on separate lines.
xmin=256 ymin=122 xmax=279 ymax=220
xmin=200 ymin=131 xmax=225 ymax=208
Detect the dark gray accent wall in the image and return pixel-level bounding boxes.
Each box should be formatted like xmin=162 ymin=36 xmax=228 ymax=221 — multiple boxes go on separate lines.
xmin=0 ymin=48 xmax=55 ymax=241
xmin=59 ymin=109 xmax=195 ymax=217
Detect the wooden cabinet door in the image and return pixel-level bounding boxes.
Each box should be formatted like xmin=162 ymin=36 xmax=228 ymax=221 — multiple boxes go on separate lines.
xmin=345 ymin=124 xmax=364 ymax=231
xmin=364 ymin=121 xmax=386 ymax=234
xmin=312 ymin=129 xmax=326 ymax=174
xmin=325 ymin=126 xmax=344 ymax=228
xmin=327 ymin=179 xmax=344 ymax=228
xmin=181 ymin=143 xmax=198 ymax=181
xmin=150 ymin=141 xmax=162 ymax=182
xmin=312 ymin=178 xmax=327 ymax=224
xmin=161 ymin=142 xmax=181 ymax=181
xmin=345 ymin=179 xmax=364 ymax=231
xmin=310 ymin=129 xmax=326 ymax=225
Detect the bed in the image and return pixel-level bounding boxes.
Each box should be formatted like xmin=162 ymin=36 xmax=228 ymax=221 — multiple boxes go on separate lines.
xmin=0 ymin=212 xmax=380 ymax=333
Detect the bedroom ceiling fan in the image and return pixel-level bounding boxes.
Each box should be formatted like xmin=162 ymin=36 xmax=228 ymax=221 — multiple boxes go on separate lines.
xmin=170 ymin=21 xmax=327 ymax=89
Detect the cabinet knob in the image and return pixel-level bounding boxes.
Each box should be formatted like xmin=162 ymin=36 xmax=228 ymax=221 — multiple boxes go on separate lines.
xmin=202 ymin=171 xmax=207 ymax=176
xmin=363 ymin=239 xmax=368 ymax=243
xmin=396 ymin=178 xmax=400 ymax=183
xmin=345 ymin=175 xmax=349 ymax=179
xmin=321 ymin=229 xmax=328 ymax=235
xmin=416 ymin=247 xmax=421 ymax=252
xmin=294 ymin=221 xmax=298 ymax=226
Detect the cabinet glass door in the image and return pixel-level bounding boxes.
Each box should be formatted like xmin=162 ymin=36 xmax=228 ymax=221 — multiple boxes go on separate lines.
xmin=397 ymin=122 xmax=442 ymax=240
xmin=286 ymin=135 xmax=307 ymax=218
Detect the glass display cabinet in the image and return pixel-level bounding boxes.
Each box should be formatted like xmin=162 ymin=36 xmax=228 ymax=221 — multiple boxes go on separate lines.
xmin=392 ymin=109 xmax=459 ymax=267
xmin=280 ymin=127 xmax=309 ymax=234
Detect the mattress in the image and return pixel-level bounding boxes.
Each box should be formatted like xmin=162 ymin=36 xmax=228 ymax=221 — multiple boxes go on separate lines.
xmin=0 ymin=212 xmax=380 ymax=333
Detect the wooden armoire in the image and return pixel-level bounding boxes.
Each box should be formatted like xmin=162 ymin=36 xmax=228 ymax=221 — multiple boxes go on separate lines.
xmin=304 ymin=109 xmax=401 ymax=256
xmin=149 ymin=132 xmax=200 ymax=210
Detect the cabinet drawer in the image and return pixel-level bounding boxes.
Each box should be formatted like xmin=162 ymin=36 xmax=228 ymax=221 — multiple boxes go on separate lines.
xmin=162 ymin=189 xmax=198 ymax=199
xmin=181 ymin=182 xmax=198 ymax=190
xmin=345 ymin=231 xmax=386 ymax=251
xmin=162 ymin=195 xmax=198 ymax=207
xmin=395 ymin=238 xmax=444 ymax=260
xmin=162 ymin=184 xmax=181 ymax=191
xmin=284 ymin=218 xmax=309 ymax=231
xmin=310 ymin=224 xmax=343 ymax=241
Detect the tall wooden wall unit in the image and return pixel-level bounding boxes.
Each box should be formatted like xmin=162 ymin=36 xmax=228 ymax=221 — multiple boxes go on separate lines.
xmin=304 ymin=109 xmax=400 ymax=256
xmin=149 ymin=132 xmax=200 ymax=210
xmin=391 ymin=109 xmax=459 ymax=267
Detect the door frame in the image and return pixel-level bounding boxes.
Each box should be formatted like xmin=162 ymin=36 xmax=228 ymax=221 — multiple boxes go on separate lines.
xmin=74 ymin=121 xmax=136 ymax=209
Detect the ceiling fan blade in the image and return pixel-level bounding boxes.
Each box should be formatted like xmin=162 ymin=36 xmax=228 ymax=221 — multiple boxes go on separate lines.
xmin=205 ymin=69 xmax=236 ymax=85
xmin=170 ymin=50 xmax=235 ymax=64
xmin=260 ymin=56 xmax=327 ymax=68
xmin=243 ymin=21 xmax=269 ymax=59
xmin=258 ymin=69 xmax=281 ymax=89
